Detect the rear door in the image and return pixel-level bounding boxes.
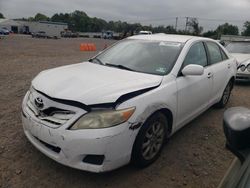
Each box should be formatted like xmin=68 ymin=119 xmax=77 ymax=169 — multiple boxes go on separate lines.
xmin=205 ymin=41 xmax=231 ymax=104
xmin=176 ymin=41 xmax=213 ymax=128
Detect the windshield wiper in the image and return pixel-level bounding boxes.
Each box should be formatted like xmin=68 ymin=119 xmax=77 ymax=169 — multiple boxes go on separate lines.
xmin=89 ymin=58 xmax=104 ymax=65
xmin=105 ymin=63 xmax=135 ymax=71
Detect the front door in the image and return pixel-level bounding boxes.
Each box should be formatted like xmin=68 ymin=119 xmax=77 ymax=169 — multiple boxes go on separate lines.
xmin=176 ymin=41 xmax=213 ymax=128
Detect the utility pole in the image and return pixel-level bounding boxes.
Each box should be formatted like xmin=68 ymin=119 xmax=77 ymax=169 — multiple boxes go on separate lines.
xmin=175 ymin=17 xmax=178 ymax=30
xmin=185 ymin=17 xmax=189 ymax=32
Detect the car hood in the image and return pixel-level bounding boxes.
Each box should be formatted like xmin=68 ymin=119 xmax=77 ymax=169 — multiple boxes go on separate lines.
xmin=32 ymin=62 xmax=163 ymax=105
xmin=231 ymin=53 xmax=250 ymax=65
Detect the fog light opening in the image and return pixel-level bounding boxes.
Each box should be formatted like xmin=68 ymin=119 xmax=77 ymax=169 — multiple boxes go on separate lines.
xmin=82 ymin=155 xmax=105 ymax=165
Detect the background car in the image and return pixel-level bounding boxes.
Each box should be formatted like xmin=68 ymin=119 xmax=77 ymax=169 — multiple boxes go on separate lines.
xmin=61 ymin=30 xmax=79 ymax=38
xmin=218 ymin=107 xmax=250 ymax=188
xmin=226 ymin=41 xmax=250 ymax=81
xmin=0 ymin=27 xmax=10 ymax=35
xmin=102 ymin=30 xmax=114 ymax=39
xmin=31 ymin=31 xmax=48 ymax=38
xmin=138 ymin=30 xmax=153 ymax=35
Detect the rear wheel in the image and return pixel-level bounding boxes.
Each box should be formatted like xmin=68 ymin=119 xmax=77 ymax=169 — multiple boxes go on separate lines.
xmin=215 ymin=81 xmax=233 ymax=108
xmin=132 ymin=112 xmax=168 ymax=167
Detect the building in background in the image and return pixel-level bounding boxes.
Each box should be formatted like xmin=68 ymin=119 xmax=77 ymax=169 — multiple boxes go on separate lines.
xmin=0 ymin=19 xmax=21 ymax=33
xmin=0 ymin=19 xmax=68 ymax=38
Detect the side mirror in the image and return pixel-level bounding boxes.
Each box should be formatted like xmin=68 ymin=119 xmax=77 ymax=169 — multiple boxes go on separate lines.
xmin=181 ymin=64 xmax=204 ymax=76
xmin=223 ymin=107 xmax=250 ymax=162
xmin=219 ymin=41 xmax=225 ymax=46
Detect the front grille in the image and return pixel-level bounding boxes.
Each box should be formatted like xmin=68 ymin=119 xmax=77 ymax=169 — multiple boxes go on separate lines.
xmin=25 ymin=91 xmax=75 ymax=128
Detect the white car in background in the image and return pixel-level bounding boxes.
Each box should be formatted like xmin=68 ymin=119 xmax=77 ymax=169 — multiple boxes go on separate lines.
xmin=139 ymin=30 xmax=152 ymax=35
xmin=226 ymin=41 xmax=250 ymax=81
xmin=22 ymin=34 xmax=236 ymax=172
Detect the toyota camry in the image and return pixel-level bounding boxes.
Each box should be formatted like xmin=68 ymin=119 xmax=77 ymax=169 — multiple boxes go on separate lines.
xmin=226 ymin=41 xmax=250 ymax=81
xmin=22 ymin=34 xmax=237 ymax=172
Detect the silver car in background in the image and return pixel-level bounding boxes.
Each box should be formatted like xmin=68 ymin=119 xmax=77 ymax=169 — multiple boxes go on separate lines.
xmin=226 ymin=41 xmax=250 ymax=81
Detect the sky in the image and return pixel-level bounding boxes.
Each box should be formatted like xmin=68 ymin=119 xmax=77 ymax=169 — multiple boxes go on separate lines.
xmin=0 ymin=0 xmax=250 ymax=31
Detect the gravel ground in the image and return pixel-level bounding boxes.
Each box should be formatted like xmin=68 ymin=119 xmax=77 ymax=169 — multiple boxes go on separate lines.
xmin=0 ymin=35 xmax=250 ymax=188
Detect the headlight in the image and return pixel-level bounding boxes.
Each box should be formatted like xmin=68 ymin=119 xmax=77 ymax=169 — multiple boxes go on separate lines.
xmin=247 ymin=64 xmax=250 ymax=72
xmin=70 ymin=107 xmax=135 ymax=130
xmin=239 ymin=65 xmax=246 ymax=72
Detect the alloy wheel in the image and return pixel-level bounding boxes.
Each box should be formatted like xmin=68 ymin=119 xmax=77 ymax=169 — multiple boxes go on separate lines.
xmin=141 ymin=121 xmax=165 ymax=160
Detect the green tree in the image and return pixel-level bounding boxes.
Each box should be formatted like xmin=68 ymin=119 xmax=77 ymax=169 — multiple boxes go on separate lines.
xmin=165 ymin=26 xmax=177 ymax=34
xmin=242 ymin=21 xmax=250 ymax=36
xmin=203 ymin=30 xmax=217 ymax=39
xmin=34 ymin=13 xmax=49 ymax=21
xmin=22 ymin=11 xmax=222 ymax=35
xmin=187 ymin=18 xmax=203 ymax=36
xmin=151 ymin=25 xmax=176 ymax=34
xmin=216 ymin=23 xmax=238 ymax=38
xmin=0 ymin=12 xmax=4 ymax=19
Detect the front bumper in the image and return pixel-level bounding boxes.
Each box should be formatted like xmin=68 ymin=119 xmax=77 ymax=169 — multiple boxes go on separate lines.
xmin=22 ymin=112 xmax=135 ymax=172
xmin=236 ymin=72 xmax=250 ymax=81
xmin=21 ymin=89 xmax=137 ymax=173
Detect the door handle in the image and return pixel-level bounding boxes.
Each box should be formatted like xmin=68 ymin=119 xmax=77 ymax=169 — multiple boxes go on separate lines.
xmin=228 ymin=64 xmax=231 ymax=69
xmin=207 ymin=72 xmax=213 ymax=78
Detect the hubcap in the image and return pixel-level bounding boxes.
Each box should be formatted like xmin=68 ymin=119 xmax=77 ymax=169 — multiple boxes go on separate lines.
xmin=142 ymin=121 xmax=165 ymax=160
xmin=222 ymin=83 xmax=231 ymax=105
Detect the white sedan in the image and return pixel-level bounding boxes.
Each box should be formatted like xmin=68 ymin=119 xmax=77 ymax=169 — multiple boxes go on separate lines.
xmin=226 ymin=41 xmax=250 ymax=81
xmin=22 ymin=34 xmax=237 ymax=172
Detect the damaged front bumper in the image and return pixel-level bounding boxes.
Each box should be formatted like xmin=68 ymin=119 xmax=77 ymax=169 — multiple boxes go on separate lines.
xmin=22 ymin=111 xmax=135 ymax=172
xmin=21 ymin=91 xmax=136 ymax=173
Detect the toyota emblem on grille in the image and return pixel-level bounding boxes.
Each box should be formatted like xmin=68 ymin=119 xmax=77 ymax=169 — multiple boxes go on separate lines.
xmin=34 ymin=97 xmax=44 ymax=108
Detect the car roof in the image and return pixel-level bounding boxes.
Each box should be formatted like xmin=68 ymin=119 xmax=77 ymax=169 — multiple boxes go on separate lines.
xmin=128 ymin=33 xmax=205 ymax=43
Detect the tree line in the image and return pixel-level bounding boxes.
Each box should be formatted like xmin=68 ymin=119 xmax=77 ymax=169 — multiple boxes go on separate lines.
xmin=1 ymin=11 xmax=250 ymax=38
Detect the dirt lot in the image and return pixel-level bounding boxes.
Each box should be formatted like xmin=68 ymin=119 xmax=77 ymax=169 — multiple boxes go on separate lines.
xmin=0 ymin=35 xmax=250 ymax=188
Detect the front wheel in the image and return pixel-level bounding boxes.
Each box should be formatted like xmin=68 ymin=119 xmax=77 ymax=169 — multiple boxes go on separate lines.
xmin=215 ymin=81 xmax=233 ymax=108
xmin=131 ymin=112 xmax=168 ymax=167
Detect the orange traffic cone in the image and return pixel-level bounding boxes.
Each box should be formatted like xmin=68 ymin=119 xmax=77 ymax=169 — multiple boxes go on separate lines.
xmin=80 ymin=43 xmax=97 ymax=51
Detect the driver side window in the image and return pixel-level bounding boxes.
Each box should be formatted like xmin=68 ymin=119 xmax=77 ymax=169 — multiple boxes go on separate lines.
xmin=183 ymin=42 xmax=208 ymax=67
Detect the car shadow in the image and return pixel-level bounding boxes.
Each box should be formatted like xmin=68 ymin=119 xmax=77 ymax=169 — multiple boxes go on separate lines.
xmin=235 ymin=81 xmax=250 ymax=87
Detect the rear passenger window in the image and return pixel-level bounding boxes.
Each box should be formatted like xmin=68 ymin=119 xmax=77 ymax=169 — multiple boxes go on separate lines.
xmin=183 ymin=42 xmax=207 ymax=67
xmin=206 ymin=42 xmax=223 ymax=64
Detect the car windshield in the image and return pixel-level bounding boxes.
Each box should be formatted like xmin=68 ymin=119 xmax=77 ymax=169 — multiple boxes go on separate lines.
xmin=226 ymin=42 xmax=250 ymax=54
xmin=92 ymin=39 xmax=183 ymax=75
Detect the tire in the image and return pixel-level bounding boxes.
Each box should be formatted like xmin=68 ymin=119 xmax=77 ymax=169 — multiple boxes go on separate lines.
xmin=215 ymin=81 xmax=233 ymax=108
xmin=131 ymin=112 xmax=168 ymax=167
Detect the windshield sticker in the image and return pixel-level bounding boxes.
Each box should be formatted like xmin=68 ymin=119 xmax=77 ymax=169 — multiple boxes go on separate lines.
xmin=159 ymin=42 xmax=181 ymax=47
xmin=156 ymin=67 xmax=167 ymax=73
